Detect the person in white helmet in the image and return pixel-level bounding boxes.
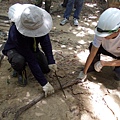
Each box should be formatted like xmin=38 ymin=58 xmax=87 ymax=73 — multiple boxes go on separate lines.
xmin=77 ymin=8 xmax=120 ymax=82
xmin=2 ymin=3 xmax=57 ymax=97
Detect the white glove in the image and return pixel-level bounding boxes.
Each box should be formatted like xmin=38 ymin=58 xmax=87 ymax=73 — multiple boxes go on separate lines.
xmin=42 ymin=82 xmax=54 ymax=97
xmin=77 ymin=71 xmax=87 ymax=82
xmin=48 ymin=64 xmax=58 ymax=72
xmin=94 ymin=61 xmax=103 ymax=72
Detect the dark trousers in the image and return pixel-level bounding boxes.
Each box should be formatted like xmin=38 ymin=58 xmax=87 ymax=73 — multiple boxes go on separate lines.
xmin=88 ymin=42 xmax=120 ymax=73
xmin=89 ymin=42 xmax=120 ymax=60
xmin=62 ymin=0 xmax=68 ymax=7
xmin=7 ymin=49 xmax=50 ymax=74
xmin=36 ymin=0 xmax=52 ymax=13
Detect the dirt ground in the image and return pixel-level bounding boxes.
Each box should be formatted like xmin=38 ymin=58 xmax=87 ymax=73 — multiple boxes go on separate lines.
xmin=0 ymin=0 xmax=120 ymax=120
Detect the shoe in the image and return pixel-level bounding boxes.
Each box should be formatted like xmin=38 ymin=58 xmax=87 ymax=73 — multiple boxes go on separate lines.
xmin=114 ymin=67 xmax=120 ymax=81
xmin=73 ymin=18 xmax=79 ymax=26
xmin=12 ymin=70 xmax=17 ymax=77
xmin=18 ymin=70 xmax=27 ymax=87
xmin=60 ymin=18 xmax=68 ymax=26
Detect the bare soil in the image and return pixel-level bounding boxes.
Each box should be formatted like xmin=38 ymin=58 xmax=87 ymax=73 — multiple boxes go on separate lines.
xmin=0 ymin=1 xmax=120 ymax=120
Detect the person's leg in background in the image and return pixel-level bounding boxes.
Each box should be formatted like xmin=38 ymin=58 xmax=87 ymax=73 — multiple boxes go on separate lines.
xmin=60 ymin=0 xmax=75 ymax=25
xmin=36 ymin=0 xmax=43 ymax=7
xmin=7 ymin=49 xmax=27 ymax=86
xmin=63 ymin=0 xmax=75 ymax=19
xmin=45 ymin=0 xmax=52 ymax=13
xmin=73 ymin=0 xmax=84 ymax=26
xmin=61 ymin=0 xmax=68 ymax=7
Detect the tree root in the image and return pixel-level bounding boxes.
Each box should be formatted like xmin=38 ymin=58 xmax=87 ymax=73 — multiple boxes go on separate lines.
xmin=13 ymin=78 xmax=81 ymax=120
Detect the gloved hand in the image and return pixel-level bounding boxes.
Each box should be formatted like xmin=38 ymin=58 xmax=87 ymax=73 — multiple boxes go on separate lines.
xmin=94 ymin=61 xmax=103 ymax=72
xmin=48 ymin=64 xmax=58 ymax=72
xmin=77 ymin=71 xmax=87 ymax=82
xmin=42 ymin=82 xmax=54 ymax=97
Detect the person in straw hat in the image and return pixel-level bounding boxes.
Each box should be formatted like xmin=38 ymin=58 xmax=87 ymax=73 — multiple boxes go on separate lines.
xmin=77 ymin=8 xmax=120 ymax=82
xmin=2 ymin=3 xmax=57 ymax=97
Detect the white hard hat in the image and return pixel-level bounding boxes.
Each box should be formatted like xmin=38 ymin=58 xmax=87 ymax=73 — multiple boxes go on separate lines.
xmin=95 ymin=8 xmax=120 ymax=37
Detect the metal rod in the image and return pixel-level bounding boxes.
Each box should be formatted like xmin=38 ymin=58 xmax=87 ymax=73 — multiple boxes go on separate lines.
xmin=54 ymin=71 xmax=66 ymax=98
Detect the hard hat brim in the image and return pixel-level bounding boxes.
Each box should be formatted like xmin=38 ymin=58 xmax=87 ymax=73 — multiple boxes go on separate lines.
xmin=94 ymin=28 xmax=112 ymax=37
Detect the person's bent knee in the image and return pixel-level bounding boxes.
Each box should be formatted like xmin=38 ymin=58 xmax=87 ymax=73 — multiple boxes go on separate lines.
xmin=11 ymin=54 xmax=25 ymax=72
xmin=7 ymin=50 xmax=25 ymax=72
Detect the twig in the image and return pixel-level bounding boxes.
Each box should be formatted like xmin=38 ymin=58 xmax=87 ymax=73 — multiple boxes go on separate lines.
xmin=13 ymin=78 xmax=81 ymax=120
xmin=0 ymin=54 xmax=4 ymax=67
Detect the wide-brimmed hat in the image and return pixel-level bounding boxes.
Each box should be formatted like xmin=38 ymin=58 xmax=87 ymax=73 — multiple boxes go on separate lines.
xmin=8 ymin=3 xmax=34 ymax=22
xmin=9 ymin=4 xmax=53 ymax=37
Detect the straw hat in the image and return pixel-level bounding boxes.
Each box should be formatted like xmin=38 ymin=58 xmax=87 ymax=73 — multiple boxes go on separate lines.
xmin=8 ymin=3 xmax=53 ymax=37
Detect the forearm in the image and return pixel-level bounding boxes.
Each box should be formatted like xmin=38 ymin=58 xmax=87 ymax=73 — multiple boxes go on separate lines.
xmin=101 ymin=60 xmax=120 ymax=67
xmin=83 ymin=45 xmax=99 ymax=74
xmin=83 ymin=54 xmax=95 ymax=74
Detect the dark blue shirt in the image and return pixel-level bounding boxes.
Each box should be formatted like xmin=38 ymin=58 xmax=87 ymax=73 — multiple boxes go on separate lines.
xmin=2 ymin=23 xmax=55 ymax=86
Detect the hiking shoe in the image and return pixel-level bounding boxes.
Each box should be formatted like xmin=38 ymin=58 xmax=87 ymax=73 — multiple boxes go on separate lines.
xmin=60 ymin=18 xmax=68 ymax=26
xmin=73 ymin=18 xmax=79 ymax=26
xmin=12 ymin=70 xmax=17 ymax=77
xmin=18 ymin=75 xmax=27 ymax=87
xmin=18 ymin=70 xmax=27 ymax=87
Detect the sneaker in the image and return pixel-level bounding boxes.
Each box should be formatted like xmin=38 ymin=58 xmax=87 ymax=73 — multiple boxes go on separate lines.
xmin=73 ymin=18 xmax=79 ymax=26
xmin=60 ymin=18 xmax=68 ymax=26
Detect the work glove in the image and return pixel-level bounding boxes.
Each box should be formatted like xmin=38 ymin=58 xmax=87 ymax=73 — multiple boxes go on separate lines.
xmin=94 ymin=61 xmax=103 ymax=72
xmin=77 ymin=71 xmax=87 ymax=82
xmin=48 ymin=64 xmax=58 ymax=72
xmin=42 ymin=82 xmax=54 ymax=97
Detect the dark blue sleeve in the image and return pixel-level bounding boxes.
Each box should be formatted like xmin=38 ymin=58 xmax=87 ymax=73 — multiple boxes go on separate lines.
xmin=2 ymin=24 xmax=16 ymax=55
xmin=39 ymin=34 xmax=55 ymax=64
xmin=3 ymin=24 xmax=48 ymax=86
